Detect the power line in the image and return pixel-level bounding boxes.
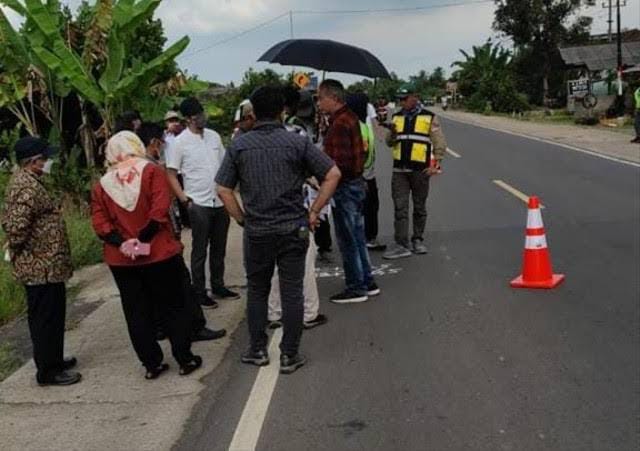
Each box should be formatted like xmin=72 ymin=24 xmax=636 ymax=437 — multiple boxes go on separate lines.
xmin=295 ymin=0 xmax=494 ymax=15
xmin=181 ymin=0 xmax=496 ymax=59
xmin=181 ymin=12 xmax=289 ymax=59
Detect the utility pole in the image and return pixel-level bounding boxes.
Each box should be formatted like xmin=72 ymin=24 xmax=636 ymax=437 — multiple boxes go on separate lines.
xmin=616 ymin=0 xmax=623 ymax=98
xmin=607 ymin=0 xmax=613 ymax=42
xmin=289 ymin=10 xmax=294 ymax=39
xmin=289 ymin=11 xmax=295 ymax=79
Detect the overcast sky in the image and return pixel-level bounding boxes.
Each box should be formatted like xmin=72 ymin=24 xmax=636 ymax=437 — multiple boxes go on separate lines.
xmin=3 ymin=0 xmax=640 ymax=85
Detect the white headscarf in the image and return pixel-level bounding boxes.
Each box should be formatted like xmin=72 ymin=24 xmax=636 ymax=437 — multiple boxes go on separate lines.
xmin=99 ymin=131 xmax=149 ymax=211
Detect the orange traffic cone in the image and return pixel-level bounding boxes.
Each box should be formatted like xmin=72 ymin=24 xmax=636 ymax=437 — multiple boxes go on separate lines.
xmin=510 ymin=196 xmax=565 ymax=289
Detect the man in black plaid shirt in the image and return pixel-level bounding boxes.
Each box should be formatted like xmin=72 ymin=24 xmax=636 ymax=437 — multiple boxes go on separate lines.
xmin=216 ymin=86 xmax=341 ymax=374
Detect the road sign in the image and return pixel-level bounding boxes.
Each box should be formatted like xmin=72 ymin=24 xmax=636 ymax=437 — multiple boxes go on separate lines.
xmin=568 ymin=79 xmax=591 ymax=98
xmin=294 ymin=72 xmax=310 ymax=89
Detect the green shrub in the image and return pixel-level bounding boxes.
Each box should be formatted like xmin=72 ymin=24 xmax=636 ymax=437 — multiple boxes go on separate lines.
xmin=48 ymin=146 xmax=101 ymax=204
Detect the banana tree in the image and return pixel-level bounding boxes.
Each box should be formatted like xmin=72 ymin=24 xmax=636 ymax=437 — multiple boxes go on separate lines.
xmin=2 ymin=0 xmax=190 ymax=166
xmin=0 ymin=5 xmax=42 ymax=136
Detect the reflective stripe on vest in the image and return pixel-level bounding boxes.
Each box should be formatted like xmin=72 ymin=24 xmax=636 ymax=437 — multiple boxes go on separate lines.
xmin=392 ymin=113 xmax=433 ymax=166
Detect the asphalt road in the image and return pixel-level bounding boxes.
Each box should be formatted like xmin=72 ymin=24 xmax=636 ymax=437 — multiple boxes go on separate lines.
xmin=176 ymin=118 xmax=640 ymax=451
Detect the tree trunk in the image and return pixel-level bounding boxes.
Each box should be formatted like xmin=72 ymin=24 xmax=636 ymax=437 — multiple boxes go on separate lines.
xmin=79 ymin=105 xmax=96 ymax=168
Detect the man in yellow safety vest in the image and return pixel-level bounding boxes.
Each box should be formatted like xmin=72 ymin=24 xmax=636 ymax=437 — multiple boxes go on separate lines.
xmin=383 ymin=84 xmax=447 ymax=260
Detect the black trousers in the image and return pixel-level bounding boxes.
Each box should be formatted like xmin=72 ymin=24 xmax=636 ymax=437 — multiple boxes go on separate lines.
xmin=244 ymin=231 xmax=308 ymax=356
xmin=155 ymin=255 xmax=207 ymax=336
xmin=25 ymin=283 xmax=67 ymax=380
xmin=314 ymin=217 xmax=332 ymax=253
xmin=110 ymin=256 xmax=194 ymax=370
xmin=176 ymin=175 xmax=190 ymax=228
xmin=188 ymin=205 xmax=230 ymax=297
xmin=364 ymin=177 xmax=380 ymax=242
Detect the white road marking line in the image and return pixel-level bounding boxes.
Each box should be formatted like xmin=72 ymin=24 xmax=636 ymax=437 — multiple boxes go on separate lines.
xmin=442 ymin=115 xmax=640 ymax=168
xmin=228 ymin=328 xmax=282 ymax=451
xmin=493 ymin=180 xmax=545 ymax=209
xmin=446 ymin=148 xmax=462 ymax=158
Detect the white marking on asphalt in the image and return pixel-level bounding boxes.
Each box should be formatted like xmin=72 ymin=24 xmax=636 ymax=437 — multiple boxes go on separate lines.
xmin=493 ymin=180 xmax=545 ymax=209
xmin=228 ymin=328 xmax=282 ymax=451
xmin=316 ymin=264 xmax=403 ymax=279
xmin=443 ymin=115 xmax=640 ymax=168
xmin=446 ymin=148 xmax=462 ymax=158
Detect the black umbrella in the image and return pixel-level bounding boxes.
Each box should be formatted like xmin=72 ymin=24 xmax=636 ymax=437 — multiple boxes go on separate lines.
xmin=258 ymin=39 xmax=391 ymax=79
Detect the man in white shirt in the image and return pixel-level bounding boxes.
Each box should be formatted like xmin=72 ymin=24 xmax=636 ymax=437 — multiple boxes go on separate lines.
xmin=166 ymin=97 xmax=240 ymax=308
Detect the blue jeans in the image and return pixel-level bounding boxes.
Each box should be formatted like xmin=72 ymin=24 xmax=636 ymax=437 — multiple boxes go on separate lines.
xmin=332 ymin=179 xmax=374 ymax=295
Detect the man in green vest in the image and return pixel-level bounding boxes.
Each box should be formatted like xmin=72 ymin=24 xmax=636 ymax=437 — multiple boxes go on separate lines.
xmin=632 ymin=86 xmax=640 ymax=144
xmin=383 ymin=84 xmax=447 ymax=260
xmin=346 ymin=92 xmax=386 ymax=251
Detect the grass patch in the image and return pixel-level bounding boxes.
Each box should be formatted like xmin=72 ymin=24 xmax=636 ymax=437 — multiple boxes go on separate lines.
xmin=0 ymin=342 xmax=22 ymax=381
xmin=0 ymin=206 xmax=103 ymax=326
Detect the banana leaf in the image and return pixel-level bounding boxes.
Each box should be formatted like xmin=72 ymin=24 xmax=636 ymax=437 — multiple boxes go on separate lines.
xmin=113 ymin=0 xmax=160 ymax=36
xmin=113 ymin=35 xmax=189 ymax=98
xmin=133 ymin=94 xmax=175 ymax=122
xmin=23 ymin=0 xmax=58 ymax=40
xmin=180 ymin=79 xmax=210 ymax=96
xmin=33 ymin=45 xmax=103 ymax=105
xmin=99 ymin=30 xmax=125 ymax=93
xmin=0 ymin=74 xmax=27 ymax=108
xmin=0 ymin=0 xmax=27 ymax=16
xmin=0 ymin=7 xmax=29 ymax=69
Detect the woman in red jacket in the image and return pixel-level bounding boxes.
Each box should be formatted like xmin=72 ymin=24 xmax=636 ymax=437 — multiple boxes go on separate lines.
xmin=91 ymin=131 xmax=202 ymax=379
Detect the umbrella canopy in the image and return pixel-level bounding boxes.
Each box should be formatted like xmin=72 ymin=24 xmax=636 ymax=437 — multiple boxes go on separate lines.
xmin=258 ymin=39 xmax=391 ymax=79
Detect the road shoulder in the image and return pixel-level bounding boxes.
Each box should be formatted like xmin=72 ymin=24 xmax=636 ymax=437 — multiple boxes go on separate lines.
xmin=436 ymin=107 xmax=640 ymax=165
xmin=0 ymin=224 xmax=246 ymax=451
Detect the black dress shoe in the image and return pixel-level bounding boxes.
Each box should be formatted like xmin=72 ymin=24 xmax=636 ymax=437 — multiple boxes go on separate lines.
xmin=37 ymin=371 xmax=82 ymax=386
xmin=191 ymin=327 xmax=227 ymax=342
xmin=303 ymin=314 xmax=328 ymax=330
xmin=179 ymin=355 xmax=203 ymax=376
xmin=212 ymin=287 xmax=241 ymax=300
xmin=280 ymin=354 xmax=307 ymax=375
xmin=145 ymin=363 xmax=169 ymax=380
xmin=241 ymin=348 xmax=269 ymax=366
xmin=61 ymin=357 xmax=77 ymax=371
xmin=199 ymin=294 xmax=219 ymax=309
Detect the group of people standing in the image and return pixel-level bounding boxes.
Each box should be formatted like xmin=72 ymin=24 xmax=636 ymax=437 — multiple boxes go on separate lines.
xmin=1 ymin=79 xmax=446 ymax=384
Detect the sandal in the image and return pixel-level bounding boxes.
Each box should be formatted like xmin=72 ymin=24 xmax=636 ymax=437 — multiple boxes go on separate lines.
xmin=179 ymin=355 xmax=203 ymax=376
xmin=145 ymin=363 xmax=169 ymax=380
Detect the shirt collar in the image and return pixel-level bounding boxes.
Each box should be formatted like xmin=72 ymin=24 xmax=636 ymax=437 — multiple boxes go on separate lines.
xmin=329 ymin=105 xmax=349 ymax=122
xmin=402 ymin=105 xmax=421 ymax=116
xmin=253 ymin=120 xmax=285 ymax=131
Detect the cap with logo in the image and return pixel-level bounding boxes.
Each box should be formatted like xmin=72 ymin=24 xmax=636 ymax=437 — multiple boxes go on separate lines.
xmin=395 ymin=83 xmax=417 ymax=100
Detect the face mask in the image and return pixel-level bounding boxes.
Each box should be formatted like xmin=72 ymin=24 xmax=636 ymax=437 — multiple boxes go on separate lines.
xmin=42 ymin=159 xmax=54 ymax=174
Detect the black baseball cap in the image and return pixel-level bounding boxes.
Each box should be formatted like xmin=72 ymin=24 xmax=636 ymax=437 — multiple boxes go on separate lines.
xmin=180 ymin=97 xmax=204 ymax=117
xmin=14 ymin=137 xmax=58 ymax=161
